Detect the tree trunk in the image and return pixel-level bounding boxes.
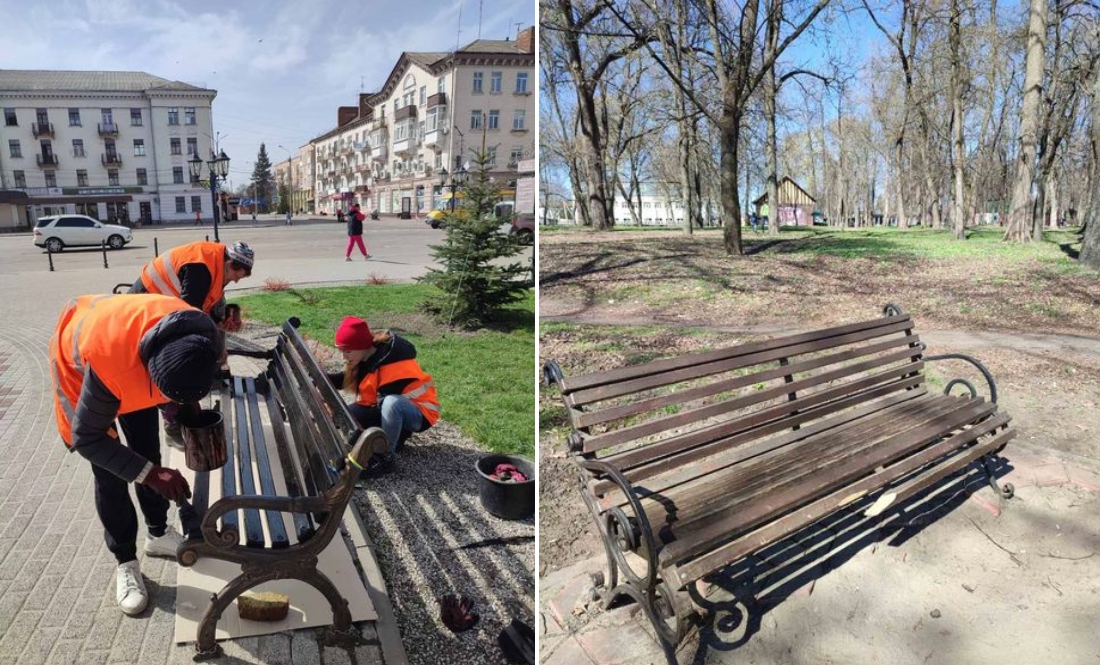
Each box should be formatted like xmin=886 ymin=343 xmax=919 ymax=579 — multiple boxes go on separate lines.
xmin=1005 ymin=0 xmax=1047 ymax=242
xmin=721 ymin=117 xmax=744 ymax=254
xmin=1048 ymin=178 xmax=1058 ymax=229
xmin=1083 ymin=65 xmax=1100 ymax=268
xmin=766 ymin=0 xmax=782 ymax=236
xmin=950 ymin=0 xmax=966 ymax=239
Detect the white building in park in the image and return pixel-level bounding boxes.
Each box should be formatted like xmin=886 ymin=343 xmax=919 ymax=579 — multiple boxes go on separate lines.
xmin=611 ymin=182 xmax=721 ymax=227
xmin=307 ymin=26 xmax=535 ymax=217
xmin=0 ymin=70 xmax=218 ymax=227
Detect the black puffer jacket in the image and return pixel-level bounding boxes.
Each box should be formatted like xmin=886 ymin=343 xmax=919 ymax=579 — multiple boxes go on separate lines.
xmin=347 ymin=210 xmax=364 ymax=236
xmin=70 ymin=310 xmax=221 ymax=482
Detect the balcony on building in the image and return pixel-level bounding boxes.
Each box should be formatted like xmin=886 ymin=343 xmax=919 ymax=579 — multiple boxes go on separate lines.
xmin=423 ymin=124 xmax=446 ymax=149
xmin=354 ymin=184 xmax=370 ymax=194
xmin=32 ymin=122 xmax=54 ymax=138
xmin=98 ymin=122 xmax=119 ymax=137
xmin=356 ymin=163 xmax=371 ymax=173
xmin=371 ymin=143 xmax=388 ymax=162
xmin=36 ymin=153 xmax=59 ymax=166
xmin=102 ymin=153 xmax=122 ymax=166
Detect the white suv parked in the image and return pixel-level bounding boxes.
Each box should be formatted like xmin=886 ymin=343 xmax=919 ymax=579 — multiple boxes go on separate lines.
xmin=33 ymin=215 xmax=133 ymax=252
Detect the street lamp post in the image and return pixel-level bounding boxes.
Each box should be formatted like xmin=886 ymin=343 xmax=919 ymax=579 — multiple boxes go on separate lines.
xmin=189 ymin=150 xmax=230 ymax=242
xmin=437 ymin=166 xmax=468 ymax=214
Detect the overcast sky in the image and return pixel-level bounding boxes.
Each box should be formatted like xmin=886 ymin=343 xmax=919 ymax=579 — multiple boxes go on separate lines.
xmin=0 ymin=0 xmax=534 ymax=190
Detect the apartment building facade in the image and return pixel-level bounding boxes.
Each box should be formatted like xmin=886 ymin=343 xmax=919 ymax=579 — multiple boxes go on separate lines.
xmin=307 ymin=27 xmax=535 ymax=217
xmin=0 ymin=70 xmax=217 ymax=227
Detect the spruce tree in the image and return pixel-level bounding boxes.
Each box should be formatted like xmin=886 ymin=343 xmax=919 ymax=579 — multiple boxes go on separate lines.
xmin=252 ymin=144 xmax=274 ymax=213
xmin=276 ymin=182 xmax=290 ymax=215
xmin=419 ymin=151 xmax=528 ymax=328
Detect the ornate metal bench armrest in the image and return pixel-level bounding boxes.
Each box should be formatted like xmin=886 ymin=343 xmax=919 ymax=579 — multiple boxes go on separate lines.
xmin=579 ymin=458 xmax=661 ymax=592
xmin=543 ymin=360 xmax=565 ymax=389
xmin=922 ymin=345 xmax=999 ymax=404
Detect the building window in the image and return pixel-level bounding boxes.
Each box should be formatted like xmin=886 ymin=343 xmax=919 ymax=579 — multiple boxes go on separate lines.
xmin=420 ymin=86 xmax=426 ymax=106
xmin=77 ymin=169 xmax=88 ymax=186
xmin=175 ymin=196 xmax=186 ymax=213
xmin=173 ymin=167 xmax=184 ymax=184
xmin=491 ymin=72 xmax=502 ymax=94
xmin=101 ymin=108 xmax=113 ymax=125
xmin=438 ymin=76 xmax=446 ymax=93
xmin=3 ymin=108 xmax=16 ymax=126
xmin=487 ymin=146 xmax=497 ymax=168
xmin=168 ymin=107 xmax=179 ymax=125
xmin=185 ymin=107 xmax=196 ymax=125
xmin=104 ymin=139 xmax=116 ymax=158
xmin=69 ymin=108 xmax=82 ymax=126
xmin=510 ymin=146 xmax=523 ymax=165
xmin=73 ymin=139 xmax=84 ymax=157
xmin=45 ymin=171 xmax=57 ymax=188
xmin=13 ymin=171 xmax=25 ymax=188
xmin=435 ymin=153 xmax=443 ymax=169
xmin=191 ymin=196 xmax=202 ymax=212
xmin=108 ymin=169 xmax=119 ymax=186
xmin=133 ymin=139 xmax=145 ymax=156
xmin=516 ymin=72 xmax=528 ymax=93
xmin=472 ymin=72 xmax=483 ymax=93
xmin=130 ymin=108 xmax=142 ymax=126
xmin=187 ymin=137 xmax=197 ymax=156
xmin=170 ymin=138 xmax=181 ymax=155
xmin=393 ymin=99 xmax=399 ymax=113
xmin=471 ymin=110 xmax=483 ymax=130
xmin=8 ymin=139 xmax=20 ymax=158
xmin=488 ymin=110 xmax=500 ymax=130
xmin=137 ymin=168 xmax=148 ymax=186
xmin=512 ymin=109 xmax=526 ymax=130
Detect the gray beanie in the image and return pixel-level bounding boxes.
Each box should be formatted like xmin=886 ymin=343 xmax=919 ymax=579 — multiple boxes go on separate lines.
xmin=147 ymin=333 xmax=218 ymax=402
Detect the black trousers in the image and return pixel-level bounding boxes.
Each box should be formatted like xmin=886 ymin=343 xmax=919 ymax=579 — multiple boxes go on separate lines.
xmin=90 ymin=406 xmax=169 ymax=564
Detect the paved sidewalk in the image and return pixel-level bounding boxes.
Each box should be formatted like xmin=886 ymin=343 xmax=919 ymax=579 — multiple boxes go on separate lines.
xmin=0 ymin=226 xmax=447 ymax=665
xmin=540 ymin=442 xmax=1100 ymax=665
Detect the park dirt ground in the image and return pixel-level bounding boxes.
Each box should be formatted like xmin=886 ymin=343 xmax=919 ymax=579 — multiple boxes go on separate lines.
xmin=537 ymin=229 xmax=1100 ymax=663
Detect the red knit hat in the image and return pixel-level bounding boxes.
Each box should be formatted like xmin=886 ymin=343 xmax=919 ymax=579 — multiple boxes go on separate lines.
xmin=335 ymin=316 xmax=374 ymax=350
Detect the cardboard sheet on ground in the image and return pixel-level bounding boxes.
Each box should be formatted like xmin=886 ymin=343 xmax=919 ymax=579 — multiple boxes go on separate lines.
xmin=167 ymin=417 xmax=376 ymax=644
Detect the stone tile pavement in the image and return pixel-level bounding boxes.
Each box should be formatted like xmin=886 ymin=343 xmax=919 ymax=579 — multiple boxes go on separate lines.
xmin=539 ymin=443 xmax=1100 ymax=665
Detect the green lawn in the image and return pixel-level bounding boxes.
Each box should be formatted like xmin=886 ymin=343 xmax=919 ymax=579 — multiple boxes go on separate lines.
xmin=235 ymin=284 xmax=535 ymax=458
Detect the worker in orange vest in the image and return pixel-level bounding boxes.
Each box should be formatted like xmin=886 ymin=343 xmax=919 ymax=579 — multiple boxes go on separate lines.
xmin=327 ymin=316 xmax=439 ymax=477
xmin=128 ymin=240 xmax=253 ymax=434
xmin=49 ymin=294 xmax=221 ymax=616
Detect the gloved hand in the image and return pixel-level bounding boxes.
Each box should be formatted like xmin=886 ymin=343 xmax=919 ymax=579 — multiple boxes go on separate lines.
xmin=219 ymin=304 xmax=243 ymax=333
xmin=142 ymin=466 xmax=191 ymax=502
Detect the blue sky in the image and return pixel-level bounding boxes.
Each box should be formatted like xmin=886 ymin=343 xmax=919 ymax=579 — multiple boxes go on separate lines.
xmin=0 ymin=0 xmax=534 ymax=190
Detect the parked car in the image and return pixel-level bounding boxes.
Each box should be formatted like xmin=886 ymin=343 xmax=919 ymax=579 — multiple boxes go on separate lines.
xmin=426 ymin=199 xmax=517 ymax=229
xmin=510 ymin=212 xmax=535 ymax=244
xmin=33 ymin=215 xmax=133 ymax=252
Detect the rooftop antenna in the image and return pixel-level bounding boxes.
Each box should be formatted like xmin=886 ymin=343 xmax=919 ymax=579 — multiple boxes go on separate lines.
xmin=478 ymin=0 xmax=483 ymax=39
xmin=514 ymin=21 xmax=523 ymax=38
xmin=455 ymin=0 xmax=464 ymax=51
xmin=360 ymin=76 xmax=364 ymax=92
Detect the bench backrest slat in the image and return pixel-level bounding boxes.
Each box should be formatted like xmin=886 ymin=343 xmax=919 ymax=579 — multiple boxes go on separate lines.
xmin=270 ymin=352 xmax=332 ymax=501
xmin=232 ymin=377 xmax=266 ymax=548
xmin=562 ymin=314 xmax=912 ymax=395
xmin=276 ymin=337 xmax=347 ymax=467
xmin=244 ymin=378 xmax=290 ymax=549
xmin=260 ymin=382 xmax=315 ymax=542
xmin=282 ymin=320 xmax=360 ymax=438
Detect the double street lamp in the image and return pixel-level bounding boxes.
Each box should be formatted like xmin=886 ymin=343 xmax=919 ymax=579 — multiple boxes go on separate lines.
xmin=189 ymin=150 xmax=230 ymax=241
xmin=437 ymin=166 xmax=468 ymax=213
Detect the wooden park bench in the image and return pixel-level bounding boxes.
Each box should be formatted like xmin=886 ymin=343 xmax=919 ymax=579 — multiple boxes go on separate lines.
xmin=543 ymin=304 xmax=1016 ymax=652
xmin=176 ymin=318 xmax=388 ymax=660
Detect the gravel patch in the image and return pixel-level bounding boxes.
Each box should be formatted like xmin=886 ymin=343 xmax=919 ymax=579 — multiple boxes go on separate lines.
xmin=226 ymin=321 xmax=536 ymax=665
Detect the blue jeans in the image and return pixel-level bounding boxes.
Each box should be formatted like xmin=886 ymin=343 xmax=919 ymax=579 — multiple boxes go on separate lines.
xmin=380 ymin=394 xmax=427 ymax=454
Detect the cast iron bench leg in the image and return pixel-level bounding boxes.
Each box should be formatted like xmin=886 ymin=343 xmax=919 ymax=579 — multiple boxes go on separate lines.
xmin=980 ymin=455 xmax=1015 ymax=500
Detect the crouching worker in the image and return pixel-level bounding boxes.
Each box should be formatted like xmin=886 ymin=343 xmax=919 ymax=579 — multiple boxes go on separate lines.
xmin=49 ymin=294 xmax=222 ymax=616
xmin=328 ymin=316 xmax=439 ymax=477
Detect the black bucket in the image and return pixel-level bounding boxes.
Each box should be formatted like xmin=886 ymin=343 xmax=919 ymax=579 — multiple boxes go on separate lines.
xmin=476 ymin=455 xmax=535 ymax=520
xmin=179 ymin=409 xmax=227 ymax=472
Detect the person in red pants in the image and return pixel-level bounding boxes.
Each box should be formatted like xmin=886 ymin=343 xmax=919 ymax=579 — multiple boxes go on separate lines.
xmin=345 ymin=203 xmax=370 ymax=260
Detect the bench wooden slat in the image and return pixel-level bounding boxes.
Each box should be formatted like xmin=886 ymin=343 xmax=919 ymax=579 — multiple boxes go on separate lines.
xmin=218 ymin=384 xmax=239 ymax=536
xmin=659 ymin=397 xmax=997 ymax=564
xmin=600 ymin=377 xmax=926 ymax=474
xmin=277 ymin=337 xmax=345 ymax=469
xmin=271 ymin=352 xmax=331 ymax=502
xmin=261 ymin=382 xmax=315 ymax=542
xmin=244 ymin=378 xmax=290 ymax=549
xmin=582 ymin=360 xmax=925 ymax=453
xmin=232 ymin=377 xmax=265 ymax=548
xmin=595 ymin=387 xmax=931 ymax=508
xmin=283 ymin=320 xmax=361 ymax=438
xmin=668 ymin=418 xmax=1014 ymax=587
xmin=575 ymin=335 xmax=922 ymax=428
xmin=561 ymin=314 xmax=913 ymax=393
xmin=641 ymin=395 xmax=982 ymax=537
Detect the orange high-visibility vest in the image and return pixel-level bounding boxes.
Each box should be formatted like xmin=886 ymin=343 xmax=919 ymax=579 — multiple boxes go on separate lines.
xmin=356 ymin=359 xmax=440 ymax=426
xmin=139 ymin=241 xmax=225 ymax=314
xmin=49 ymin=294 xmax=199 ymax=446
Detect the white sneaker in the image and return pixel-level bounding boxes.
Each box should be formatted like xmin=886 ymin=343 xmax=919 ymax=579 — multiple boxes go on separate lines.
xmin=116 ymin=561 xmax=148 ymax=616
xmin=144 ymin=527 xmax=185 ymax=558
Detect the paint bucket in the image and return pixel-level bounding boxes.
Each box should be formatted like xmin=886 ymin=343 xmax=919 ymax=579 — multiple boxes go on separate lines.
xmin=179 ymin=409 xmax=227 ymax=472
xmin=476 ymin=455 xmax=535 ymax=520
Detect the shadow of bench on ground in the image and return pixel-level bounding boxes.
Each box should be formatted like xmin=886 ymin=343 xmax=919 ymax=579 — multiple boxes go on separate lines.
xmin=671 ymin=455 xmax=1014 ymax=664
